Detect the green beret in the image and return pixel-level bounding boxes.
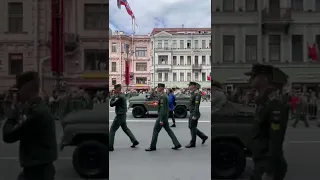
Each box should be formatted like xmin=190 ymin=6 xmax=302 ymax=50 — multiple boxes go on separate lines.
xmin=114 ymin=84 xmax=121 ymax=89
xmin=158 ymin=83 xmax=165 ymax=88
xmin=188 ymin=82 xmax=197 ymax=86
xmin=196 ymin=83 xmax=201 ymax=89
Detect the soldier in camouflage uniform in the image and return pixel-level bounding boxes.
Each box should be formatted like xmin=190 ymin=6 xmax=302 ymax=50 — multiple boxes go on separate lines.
xmin=109 ymin=84 xmax=139 ymax=151
xmin=244 ymin=64 xmax=289 ymax=180
xmin=145 ymin=83 xmax=181 ymax=151
xmin=185 ymin=82 xmax=208 ymax=148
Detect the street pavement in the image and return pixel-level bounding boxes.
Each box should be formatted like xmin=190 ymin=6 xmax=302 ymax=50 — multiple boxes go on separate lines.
xmin=109 ymin=102 xmax=211 ymax=180
xmin=0 ymin=101 xmax=319 ymax=179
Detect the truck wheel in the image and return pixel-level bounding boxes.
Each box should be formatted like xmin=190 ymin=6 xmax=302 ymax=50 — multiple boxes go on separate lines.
xmin=174 ymin=106 xmax=187 ymax=118
xmin=73 ymin=140 xmax=108 ymax=179
xmin=132 ymin=106 xmax=145 ymax=118
xmin=211 ymin=141 xmax=246 ymax=179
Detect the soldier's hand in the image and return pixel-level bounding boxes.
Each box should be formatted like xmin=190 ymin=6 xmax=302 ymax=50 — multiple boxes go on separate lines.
xmin=159 ymin=121 xmax=163 ymax=126
xmin=261 ymin=173 xmax=273 ymax=180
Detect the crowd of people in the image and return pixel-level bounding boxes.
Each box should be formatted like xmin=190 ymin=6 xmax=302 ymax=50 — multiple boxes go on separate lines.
xmin=225 ymin=88 xmax=320 ymax=124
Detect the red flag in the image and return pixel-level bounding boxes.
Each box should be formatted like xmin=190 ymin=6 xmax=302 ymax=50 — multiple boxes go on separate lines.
xmin=308 ymin=43 xmax=318 ymax=62
xmin=125 ymin=61 xmax=130 ymax=86
xmin=207 ymin=75 xmax=211 ymax=81
xmin=119 ymin=0 xmax=135 ymax=19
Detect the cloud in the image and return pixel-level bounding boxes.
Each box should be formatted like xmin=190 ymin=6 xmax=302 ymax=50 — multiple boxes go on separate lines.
xmin=109 ymin=0 xmax=210 ymax=35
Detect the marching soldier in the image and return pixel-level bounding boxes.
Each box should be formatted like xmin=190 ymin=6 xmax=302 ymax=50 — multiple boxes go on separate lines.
xmin=244 ymin=64 xmax=289 ymax=180
xmin=185 ymin=82 xmax=208 ymax=148
xmin=109 ymin=84 xmax=139 ymax=151
xmin=2 ymin=71 xmax=57 ymax=180
xmin=145 ymin=83 xmax=181 ymax=151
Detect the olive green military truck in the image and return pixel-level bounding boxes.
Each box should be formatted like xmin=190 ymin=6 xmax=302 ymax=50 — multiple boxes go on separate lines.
xmin=128 ymin=93 xmax=190 ymax=118
xmin=211 ymin=99 xmax=254 ymax=179
xmin=59 ymin=103 xmax=109 ymax=179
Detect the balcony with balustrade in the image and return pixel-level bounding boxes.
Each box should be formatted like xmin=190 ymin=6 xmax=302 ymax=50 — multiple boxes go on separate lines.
xmin=261 ymin=8 xmax=293 ymax=34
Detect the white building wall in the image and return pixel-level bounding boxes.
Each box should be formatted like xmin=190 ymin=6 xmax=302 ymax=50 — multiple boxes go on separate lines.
xmin=151 ymin=31 xmax=211 ymax=88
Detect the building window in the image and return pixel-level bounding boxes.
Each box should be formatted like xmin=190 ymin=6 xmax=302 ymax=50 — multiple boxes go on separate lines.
xmin=158 ymin=73 xmax=162 ymax=81
xmin=223 ymin=35 xmax=235 ymax=62
xmin=180 ymin=72 xmax=184 ymax=81
xmin=291 ymin=0 xmax=303 ymax=11
xmin=316 ymin=0 xmax=320 ymax=11
xmin=187 ymin=40 xmax=191 ymax=49
xmin=164 ymin=40 xmax=168 ymax=49
xmin=202 ymin=40 xmax=206 ymax=49
xmin=291 ymin=35 xmax=303 ymax=62
xmin=84 ymin=49 xmax=108 ymax=70
xmin=164 ymin=73 xmax=168 ymax=81
xmin=223 ymin=0 xmax=234 ymax=12
xmin=111 ymin=43 xmax=117 ymax=52
xmin=136 ymin=77 xmax=147 ymax=84
xmin=245 ymin=35 xmax=258 ymax=62
xmin=180 ymin=56 xmax=184 ymax=65
xmin=187 ymin=72 xmax=191 ymax=81
xmin=269 ymin=35 xmax=281 ymax=62
xmin=157 ymin=40 xmax=162 ymax=49
xmin=173 ymin=73 xmax=177 ymax=81
xmin=201 ymin=56 xmax=206 ymax=64
xmin=8 ymin=53 xmax=23 ymax=75
xmin=180 ymin=40 xmax=184 ymax=49
xmin=172 ymin=40 xmax=177 ymax=48
xmin=246 ymin=0 xmax=257 ymax=11
xmin=194 ymin=40 xmax=199 ymax=49
xmin=172 ymin=56 xmax=177 ymax=65
xmin=136 ymin=62 xmax=147 ymax=71
xmin=195 ymin=73 xmax=199 ymax=81
xmin=111 ymin=62 xmax=116 ymax=72
xmin=202 ymin=73 xmax=206 ymax=81
xmin=135 ymin=47 xmax=147 ymax=57
xmin=112 ymin=78 xmax=116 ymax=85
xmin=195 ymin=56 xmax=199 ymax=64
xmin=158 ymin=55 xmax=168 ymax=64
xmin=84 ymin=4 xmax=108 ymax=30
xmin=8 ymin=2 xmax=23 ymax=33
xmin=187 ymin=56 xmax=191 ymax=65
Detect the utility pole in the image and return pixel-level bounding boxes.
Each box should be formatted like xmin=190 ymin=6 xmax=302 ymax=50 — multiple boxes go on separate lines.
xmin=152 ymin=35 xmax=156 ymax=88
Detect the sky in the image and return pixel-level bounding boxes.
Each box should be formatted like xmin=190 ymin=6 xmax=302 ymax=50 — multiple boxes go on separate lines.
xmin=109 ymin=0 xmax=211 ymax=35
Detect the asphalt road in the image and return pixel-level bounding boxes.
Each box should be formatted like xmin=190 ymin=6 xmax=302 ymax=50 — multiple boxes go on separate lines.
xmin=0 ymin=101 xmax=320 ymax=180
xmin=109 ymin=102 xmax=211 ymax=180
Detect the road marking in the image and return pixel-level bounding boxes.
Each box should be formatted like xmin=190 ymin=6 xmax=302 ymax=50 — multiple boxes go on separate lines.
xmin=288 ymin=141 xmax=320 ymax=144
xmin=109 ymin=120 xmax=210 ymax=123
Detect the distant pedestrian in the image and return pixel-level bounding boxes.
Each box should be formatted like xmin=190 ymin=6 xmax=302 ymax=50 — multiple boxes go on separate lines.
xmin=168 ymin=89 xmax=176 ymax=127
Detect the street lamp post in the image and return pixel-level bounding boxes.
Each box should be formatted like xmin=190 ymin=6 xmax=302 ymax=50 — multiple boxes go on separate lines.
xmin=152 ymin=35 xmax=156 ymax=88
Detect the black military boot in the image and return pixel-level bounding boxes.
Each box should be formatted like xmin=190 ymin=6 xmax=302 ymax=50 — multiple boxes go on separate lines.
xmin=109 ymin=147 xmax=114 ymax=151
xmin=172 ymin=144 xmax=181 ymax=150
xmin=202 ymin=136 xmax=208 ymax=144
xmin=145 ymin=147 xmax=156 ymax=151
xmin=131 ymin=141 xmax=139 ymax=148
xmin=185 ymin=143 xmax=195 ymax=148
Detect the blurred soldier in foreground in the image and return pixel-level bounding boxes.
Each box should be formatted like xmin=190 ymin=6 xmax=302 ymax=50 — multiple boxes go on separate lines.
xmin=2 ymin=71 xmax=57 ymax=180
xmin=211 ymin=80 xmax=227 ymax=114
xmin=109 ymin=84 xmax=139 ymax=151
xmin=185 ymin=82 xmax=208 ymax=148
xmin=244 ymin=64 xmax=289 ymax=180
xmin=145 ymin=83 xmax=181 ymax=151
